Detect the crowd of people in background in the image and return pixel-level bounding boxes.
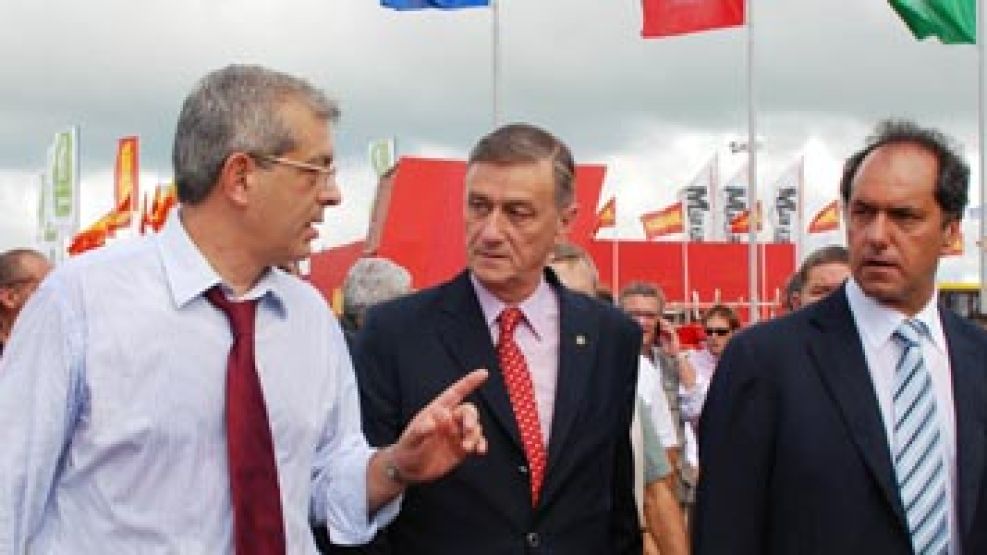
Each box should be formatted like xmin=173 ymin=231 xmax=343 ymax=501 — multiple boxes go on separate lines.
xmin=2 ymin=64 xmax=987 ymax=554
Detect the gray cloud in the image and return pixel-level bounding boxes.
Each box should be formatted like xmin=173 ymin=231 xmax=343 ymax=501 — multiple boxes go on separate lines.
xmin=1 ymin=0 xmax=982 ymax=281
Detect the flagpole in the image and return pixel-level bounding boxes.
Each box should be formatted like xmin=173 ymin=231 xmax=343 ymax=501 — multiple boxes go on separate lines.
xmin=796 ymin=154 xmax=805 ymax=265
xmin=682 ymin=236 xmax=690 ymax=308
xmin=746 ymin=0 xmax=760 ymax=323
xmin=979 ymin=0 xmax=986 ymax=310
xmin=491 ymin=0 xmax=501 ymax=127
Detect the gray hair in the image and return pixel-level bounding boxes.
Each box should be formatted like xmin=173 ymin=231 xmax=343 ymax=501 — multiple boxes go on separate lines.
xmin=468 ymin=123 xmax=576 ymax=210
xmin=342 ymin=257 xmax=412 ymax=327
xmin=172 ymin=64 xmax=340 ymax=204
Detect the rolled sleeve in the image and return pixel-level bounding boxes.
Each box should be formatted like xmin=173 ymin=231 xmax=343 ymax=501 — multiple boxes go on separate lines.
xmin=310 ymin=323 xmax=401 ymax=545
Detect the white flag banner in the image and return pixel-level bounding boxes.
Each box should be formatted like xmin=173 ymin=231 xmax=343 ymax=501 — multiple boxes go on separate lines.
xmin=769 ymin=157 xmax=802 ymax=243
xmin=720 ymin=163 xmax=749 ymax=242
xmin=678 ymin=155 xmax=715 ymax=242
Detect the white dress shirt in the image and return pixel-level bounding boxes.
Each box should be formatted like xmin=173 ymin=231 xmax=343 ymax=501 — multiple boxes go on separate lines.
xmin=845 ymin=278 xmax=957 ymax=554
xmin=0 ymin=215 xmax=398 ymax=553
xmin=638 ymin=354 xmax=679 ymax=449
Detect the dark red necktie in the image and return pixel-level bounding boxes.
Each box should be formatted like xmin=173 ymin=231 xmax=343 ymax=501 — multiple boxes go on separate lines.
xmin=497 ymin=307 xmax=547 ymax=506
xmin=206 ymin=287 xmax=286 ymax=555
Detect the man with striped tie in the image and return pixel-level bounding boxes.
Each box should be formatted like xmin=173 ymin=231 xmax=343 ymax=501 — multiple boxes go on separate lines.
xmin=693 ymin=120 xmax=987 ymax=554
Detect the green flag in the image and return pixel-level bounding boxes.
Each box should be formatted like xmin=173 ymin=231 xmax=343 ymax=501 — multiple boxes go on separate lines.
xmin=369 ymin=138 xmax=396 ymax=177
xmin=889 ymin=0 xmax=976 ymax=44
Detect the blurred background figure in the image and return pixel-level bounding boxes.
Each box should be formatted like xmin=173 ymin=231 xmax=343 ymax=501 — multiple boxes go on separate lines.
xmin=0 ymin=249 xmax=51 ymax=357
xmin=795 ymin=245 xmax=851 ymax=307
xmin=341 ymin=257 xmax=412 ymax=332
xmin=680 ymin=304 xmax=742 ymax=424
xmin=546 ymin=242 xmax=599 ymax=299
xmin=548 ymin=244 xmax=688 ymax=555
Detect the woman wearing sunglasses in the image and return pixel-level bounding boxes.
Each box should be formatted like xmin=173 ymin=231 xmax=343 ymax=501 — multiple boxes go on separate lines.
xmin=679 ymin=304 xmax=741 ymax=423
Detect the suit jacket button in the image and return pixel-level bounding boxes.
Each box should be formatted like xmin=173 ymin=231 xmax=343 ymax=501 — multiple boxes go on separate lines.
xmin=518 ymin=465 xmax=528 ymax=474
xmin=526 ymin=532 xmax=540 ymax=548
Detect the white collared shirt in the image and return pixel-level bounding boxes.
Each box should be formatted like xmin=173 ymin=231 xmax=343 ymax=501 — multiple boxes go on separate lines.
xmin=471 ymin=274 xmax=560 ymax=446
xmin=845 ymin=278 xmax=957 ymax=552
xmin=0 ymin=214 xmax=398 ymax=553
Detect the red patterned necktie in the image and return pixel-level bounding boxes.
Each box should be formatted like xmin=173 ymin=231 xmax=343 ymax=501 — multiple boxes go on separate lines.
xmin=205 ymin=287 xmax=286 ymax=555
xmin=497 ymin=307 xmax=547 ymax=507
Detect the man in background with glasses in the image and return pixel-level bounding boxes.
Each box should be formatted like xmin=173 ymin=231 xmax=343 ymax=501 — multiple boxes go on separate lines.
xmin=0 ymin=248 xmax=50 ymax=357
xmin=0 ymin=65 xmax=488 ymax=554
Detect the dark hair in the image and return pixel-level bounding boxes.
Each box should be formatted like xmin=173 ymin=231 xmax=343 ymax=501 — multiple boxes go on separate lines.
xmin=840 ymin=120 xmax=969 ymax=222
xmin=783 ymin=273 xmax=803 ymax=311
xmin=703 ymin=304 xmax=740 ymax=331
xmin=468 ymin=123 xmax=575 ymax=209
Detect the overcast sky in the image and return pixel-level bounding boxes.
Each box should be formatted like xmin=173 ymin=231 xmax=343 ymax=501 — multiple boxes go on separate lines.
xmin=1 ymin=0 xmax=983 ymax=281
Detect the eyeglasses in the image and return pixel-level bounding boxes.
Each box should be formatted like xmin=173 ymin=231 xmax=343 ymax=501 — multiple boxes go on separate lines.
xmin=705 ymin=327 xmax=733 ymax=337
xmin=253 ymin=154 xmax=336 ymax=183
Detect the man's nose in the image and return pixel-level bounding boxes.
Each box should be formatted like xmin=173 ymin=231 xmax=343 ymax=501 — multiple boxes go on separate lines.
xmin=319 ymin=176 xmax=342 ymax=207
xmin=865 ymin=212 xmax=891 ymax=247
xmin=478 ymin=210 xmax=505 ymax=242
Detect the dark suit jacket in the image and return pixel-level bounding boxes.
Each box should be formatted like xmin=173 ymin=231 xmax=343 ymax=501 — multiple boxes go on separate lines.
xmin=693 ymin=285 xmax=987 ymax=554
xmin=354 ymin=270 xmax=642 ymax=555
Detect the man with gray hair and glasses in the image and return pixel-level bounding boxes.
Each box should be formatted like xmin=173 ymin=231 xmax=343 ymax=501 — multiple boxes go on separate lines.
xmin=0 ymin=65 xmax=488 ymax=554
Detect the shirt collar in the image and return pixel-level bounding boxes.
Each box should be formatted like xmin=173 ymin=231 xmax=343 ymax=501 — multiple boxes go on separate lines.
xmin=156 ymin=211 xmax=286 ymax=315
xmin=845 ymin=277 xmax=945 ymax=353
xmin=470 ymin=273 xmax=557 ymax=341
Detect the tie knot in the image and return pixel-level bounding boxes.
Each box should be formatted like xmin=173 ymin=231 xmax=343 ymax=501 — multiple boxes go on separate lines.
xmin=499 ymin=307 xmax=525 ymax=336
xmin=205 ymin=286 xmax=258 ymax=337
xmin=894 ymin=318 xmax=928 ymax=347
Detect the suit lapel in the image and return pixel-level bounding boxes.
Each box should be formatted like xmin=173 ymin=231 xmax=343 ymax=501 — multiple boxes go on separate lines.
xmin=436 ymin=271 xmax=523 ymax=449
xmin=806 ymin=287 xmax=908 ymax=530
xmin=545 ymin=286 xmax=598 ymax=477
xmin=942 ymin=310 xmax=986 ymax=540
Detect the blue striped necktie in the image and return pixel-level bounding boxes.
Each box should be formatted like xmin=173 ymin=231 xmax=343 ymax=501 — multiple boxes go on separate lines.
xmin=892 ymin=319 xmax=948 ymax=554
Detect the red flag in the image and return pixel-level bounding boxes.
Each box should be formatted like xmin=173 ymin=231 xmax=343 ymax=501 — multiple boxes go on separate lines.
xmin=641 ymin=201 xmax=685 ymax=239
xmin=113 ymin=136 xmax=139 ymax=227
xmin=642 ymin=0 xmax=745 ymax=38
xmin=593 ymin=197 xmax=617 ymax=234
xmin=807 ymin=200 xmax=840 ymax=234
xmin=148 ymin=184 xmax=178 ymax=232
xmin=729 ymin=201 xmax=762 ymax=234
xmin=68 ymin=212 xmax=115 ymax=255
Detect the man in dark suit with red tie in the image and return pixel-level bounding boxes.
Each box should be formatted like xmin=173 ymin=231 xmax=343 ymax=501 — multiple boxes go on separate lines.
xmin=355 ymin=123 xmax=642 ymax=554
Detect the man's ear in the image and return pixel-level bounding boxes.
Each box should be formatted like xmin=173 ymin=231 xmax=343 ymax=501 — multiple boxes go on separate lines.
xmin=939 ymin=218 xmax=961 ymax=256
xmin=216 ymin=152 xmax=255 ymax=207
xmin=559 ymin=202 xmax=578 ymax=236
xmin=0 ymin=287 xmax=16 ymax=311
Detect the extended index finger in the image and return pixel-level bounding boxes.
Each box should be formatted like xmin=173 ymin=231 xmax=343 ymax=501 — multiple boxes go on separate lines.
xmin=430 ymin=369 xmax=489 ymax=410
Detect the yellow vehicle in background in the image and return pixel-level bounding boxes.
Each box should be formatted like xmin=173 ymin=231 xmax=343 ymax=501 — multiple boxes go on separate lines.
xmin=938 ymin=282 xmax=981 ymax=318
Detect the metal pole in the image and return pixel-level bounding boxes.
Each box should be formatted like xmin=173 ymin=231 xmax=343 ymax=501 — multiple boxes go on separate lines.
xmin=979 ymin=0 xmax=986 ymax=313
xmin=491 ymin=0 xmax=501 ymax=127
xmin=746 ymin=0 xmax=759 ymax=323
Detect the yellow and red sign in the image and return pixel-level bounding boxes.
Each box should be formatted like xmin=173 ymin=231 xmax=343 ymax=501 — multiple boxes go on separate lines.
xmin=113 ymin=136 xmax=139 ymax=227
xmin=593 ymin=197 xmax=616 ymax=234
xmin=641 ymin=201 xmax=684 ymax=239
xmin=808 ymin=200 xmax=840 ymax=234
xmin=729 ymin=202 xmax=762 ymax=234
